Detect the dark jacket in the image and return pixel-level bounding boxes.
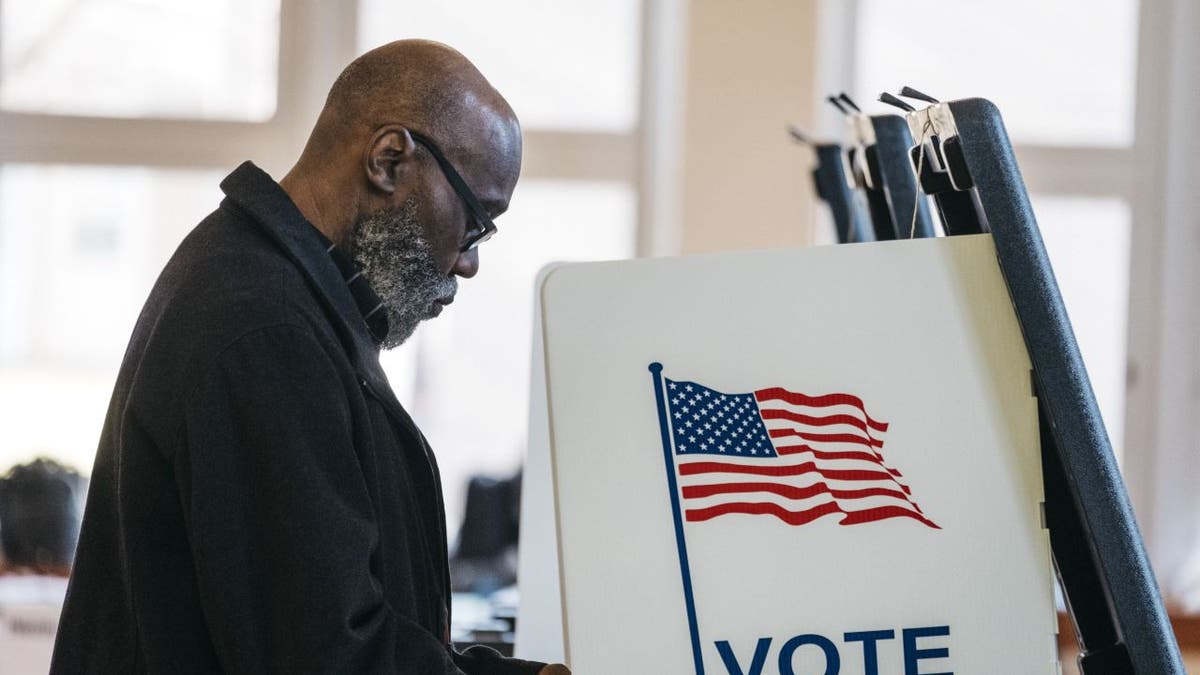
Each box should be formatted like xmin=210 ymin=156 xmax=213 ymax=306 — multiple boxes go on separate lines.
xmin=51 ymin=162 xmax=544 ymax=675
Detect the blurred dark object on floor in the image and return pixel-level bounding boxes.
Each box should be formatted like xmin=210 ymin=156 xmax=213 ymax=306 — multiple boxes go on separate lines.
xmin=0 ymin=458 xmax=87 ymax=575
xmin=450 ymin=472 xmax=522 ymax=595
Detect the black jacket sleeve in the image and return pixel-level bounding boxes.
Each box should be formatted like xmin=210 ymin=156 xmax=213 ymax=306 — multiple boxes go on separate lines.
xmin=454 ymin=645 xmax=545 ymax=675
xmin=175 ymin=323 xmax=468 ymax=674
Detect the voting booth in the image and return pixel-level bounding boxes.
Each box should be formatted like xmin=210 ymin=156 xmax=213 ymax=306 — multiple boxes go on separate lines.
xmin=516 ymin=97 xmax=1183 ymax=674
xmin=540 ymin=235 xmax=1055 ymax=674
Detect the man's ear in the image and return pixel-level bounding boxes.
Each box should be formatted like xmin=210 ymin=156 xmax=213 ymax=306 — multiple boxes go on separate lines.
xmin=364 ymin=126 xmax=418 ymax=194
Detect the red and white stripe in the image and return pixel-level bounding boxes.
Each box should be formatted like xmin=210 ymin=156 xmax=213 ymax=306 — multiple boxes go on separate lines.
xmin=675 ymin=388 xmax=939 ymax=529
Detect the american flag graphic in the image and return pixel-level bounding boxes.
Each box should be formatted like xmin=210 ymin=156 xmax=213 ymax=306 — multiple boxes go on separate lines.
xmin=659 ymin=375 xmax=939 ymax=529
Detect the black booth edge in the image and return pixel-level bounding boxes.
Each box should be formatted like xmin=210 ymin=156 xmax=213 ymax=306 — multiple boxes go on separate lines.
xmin=947 ymin=97 xmax=1184 ymax=673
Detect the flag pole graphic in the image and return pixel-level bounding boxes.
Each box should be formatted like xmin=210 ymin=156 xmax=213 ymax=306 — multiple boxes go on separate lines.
xmin=649 ymin=362 xmax=705 ymax=675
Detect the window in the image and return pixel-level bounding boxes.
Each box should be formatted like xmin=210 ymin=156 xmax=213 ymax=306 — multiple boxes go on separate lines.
xmin=0 ymin=1 xmax=290 ymax=476
xmin=853 ymin=0 xmax=1139 ymax=462
xmin=0 ymin=165 xmax=223 ymax=471
xmin=358 ymin=0 xmax=641 ymax=132
xmin=2 ymin=0 xmax=280 ymax=121
xmin=855 ymin=0 xmax=1139 ymax=147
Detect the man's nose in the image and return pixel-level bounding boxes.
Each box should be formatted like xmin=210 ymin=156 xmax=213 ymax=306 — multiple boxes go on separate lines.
xmin=452 ymin=248 xmax=479 ymax=278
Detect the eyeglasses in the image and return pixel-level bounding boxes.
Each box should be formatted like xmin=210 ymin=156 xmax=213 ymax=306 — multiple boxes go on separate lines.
xmin=407 ymin=130 xmax=497 ymax=252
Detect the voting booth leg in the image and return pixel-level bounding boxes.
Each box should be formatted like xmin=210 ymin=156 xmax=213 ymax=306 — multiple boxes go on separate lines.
xmin=909 ymin=97 xmax=1185 ymax=674
xmin=869 ymin=115 xmax=936 ymax=239
xmin=845 ymin=112 xmax=936 ymax=240
xmin=909 ymin=135 xmax=986 ymax=236
xmin=1040 ymin=403 xmax=1135 ymax=674
xmin=811 ymin=143 xmax=871 ymax=244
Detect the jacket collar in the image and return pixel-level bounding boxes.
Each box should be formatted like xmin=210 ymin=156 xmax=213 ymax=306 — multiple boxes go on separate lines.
xmin=218 ymin=161 xmax=393 ymax=388
xmin=217 ymin=161 xmax=429 ymax=437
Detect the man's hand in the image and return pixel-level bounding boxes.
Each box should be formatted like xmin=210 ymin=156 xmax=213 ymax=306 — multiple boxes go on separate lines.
xmin=537 ymin=665 xmax=570 ymax=675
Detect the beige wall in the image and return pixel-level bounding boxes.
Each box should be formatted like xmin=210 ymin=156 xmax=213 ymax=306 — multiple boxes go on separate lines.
xmin=678 ymin=0 xmax=820 ymax=254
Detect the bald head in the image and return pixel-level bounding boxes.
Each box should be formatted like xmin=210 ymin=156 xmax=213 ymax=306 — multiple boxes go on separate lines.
xmin=318 ymin=40 xmax=518 ymax=159
xmin=283 ymin=39 xmax=522 ymax=256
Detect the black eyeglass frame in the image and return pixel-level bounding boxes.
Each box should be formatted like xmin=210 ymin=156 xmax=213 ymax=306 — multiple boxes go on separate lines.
xmin=407 ymin=130 xmax=497 ymax=252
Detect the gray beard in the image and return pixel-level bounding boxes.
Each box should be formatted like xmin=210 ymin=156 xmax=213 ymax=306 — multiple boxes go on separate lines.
xmin=348 ymin=198 xmax=457 ymax=349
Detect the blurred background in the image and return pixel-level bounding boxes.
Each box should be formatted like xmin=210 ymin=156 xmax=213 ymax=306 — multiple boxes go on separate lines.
xmin=0 ymin=0 xmax=1196 ymax=671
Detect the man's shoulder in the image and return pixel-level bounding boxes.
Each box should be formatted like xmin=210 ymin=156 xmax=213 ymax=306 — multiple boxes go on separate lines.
xmin=153 ymin=203 xmax=332 ymax=340
xmin=122 ymin=205 xmax=346 ymax=406
xmin=100 ymin=201 xmax=360 ymax=462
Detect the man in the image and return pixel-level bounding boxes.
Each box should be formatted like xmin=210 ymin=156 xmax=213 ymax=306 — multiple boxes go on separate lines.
xmin=51 ymin=40 xmax=568 ymax=674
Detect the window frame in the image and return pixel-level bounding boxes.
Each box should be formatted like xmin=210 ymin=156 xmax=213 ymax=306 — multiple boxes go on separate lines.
xmin=0 ymin=0 xmax=643 ymax=185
